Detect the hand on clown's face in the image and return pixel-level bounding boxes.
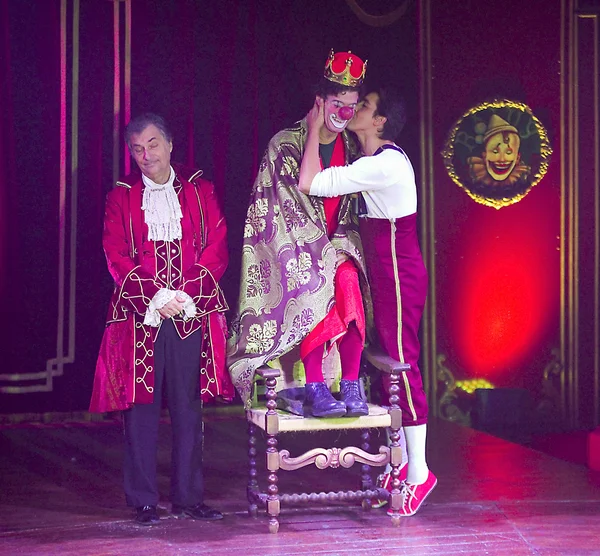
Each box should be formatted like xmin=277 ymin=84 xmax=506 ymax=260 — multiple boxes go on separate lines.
xmin=306 ymin=97 xmax=325 ymax=135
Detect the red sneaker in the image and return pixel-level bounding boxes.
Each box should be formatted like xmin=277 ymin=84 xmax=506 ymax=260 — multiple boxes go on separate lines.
xmin=371 ymin=464 xmax=407 ymax=509
xmin=389 ymin=470 xmax=437 ymax=517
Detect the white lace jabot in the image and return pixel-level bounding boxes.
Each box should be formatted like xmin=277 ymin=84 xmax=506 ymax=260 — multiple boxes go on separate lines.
xmin=141 ymin=166 xmax=182 ymax=241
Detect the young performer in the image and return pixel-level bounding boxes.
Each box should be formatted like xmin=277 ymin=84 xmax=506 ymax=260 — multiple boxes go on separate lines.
xmin=299 ymin=88 xmax=436 ymax=516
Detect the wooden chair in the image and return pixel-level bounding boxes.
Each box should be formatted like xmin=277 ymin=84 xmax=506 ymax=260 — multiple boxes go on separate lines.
xmin=246 ymin=348 xmax=409 ymax=533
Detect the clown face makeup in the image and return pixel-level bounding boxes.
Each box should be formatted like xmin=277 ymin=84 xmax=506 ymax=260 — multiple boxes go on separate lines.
xmin=322 ymin=91 xmax=359 ymax=134
xmin=483 ymin=131 xmax=521 ymax=181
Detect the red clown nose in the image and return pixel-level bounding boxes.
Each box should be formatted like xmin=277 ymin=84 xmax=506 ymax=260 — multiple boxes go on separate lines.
xmin=338 ymin=106 xmax=355 ymax=121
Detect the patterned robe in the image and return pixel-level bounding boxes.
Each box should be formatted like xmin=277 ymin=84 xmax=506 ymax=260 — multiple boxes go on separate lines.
xmin=227 ymin=119 xmax=372 ymax=407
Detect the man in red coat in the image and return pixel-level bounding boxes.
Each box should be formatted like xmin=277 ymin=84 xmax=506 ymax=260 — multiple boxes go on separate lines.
xmin=90 ymin=113 xmax=232 ymax=525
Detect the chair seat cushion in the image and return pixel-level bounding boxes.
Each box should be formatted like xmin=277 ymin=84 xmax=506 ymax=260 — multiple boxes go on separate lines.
xmin=247 ymin=403 xmax=391 ymax=432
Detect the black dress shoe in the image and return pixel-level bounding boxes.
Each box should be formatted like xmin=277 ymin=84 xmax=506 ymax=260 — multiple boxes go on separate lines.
xmin=172 ymin=503 xmax=223 ymax=520
xmin=135 ymin=505 xmax=160 ymax=525
xmin=340 ymin=379 xmax=369 ymax=417
xmin=303 ymin=382 xmax=346 ymax=418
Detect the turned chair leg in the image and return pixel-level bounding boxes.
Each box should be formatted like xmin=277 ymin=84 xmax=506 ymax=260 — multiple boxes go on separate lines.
xmin=247 ymin=421 xmax=259 ymax=517
xmin=266 ymin=434 xmax=280 ymax=533
xmin=264 ymin=374 xmax=280 ymax=533
xmin=360 ymin=428 xmax=374 ymax=510
xmin=387 ymin=368 xmax=404 ymax=526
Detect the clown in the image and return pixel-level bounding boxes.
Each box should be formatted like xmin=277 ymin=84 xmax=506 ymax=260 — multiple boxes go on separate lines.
xmin=467 ymin=114 xmax=530 ymax=186
xmin=228 ymin=50 xmax=372 ymax=418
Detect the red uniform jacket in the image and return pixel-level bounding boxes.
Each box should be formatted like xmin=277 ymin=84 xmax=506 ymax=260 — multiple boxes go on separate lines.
xmin=89 ymin=164 xmax=233 ymax=412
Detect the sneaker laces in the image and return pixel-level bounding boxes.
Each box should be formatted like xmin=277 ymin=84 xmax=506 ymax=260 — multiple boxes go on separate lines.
xmin=400 ymin=482 xmax=418 ymax=511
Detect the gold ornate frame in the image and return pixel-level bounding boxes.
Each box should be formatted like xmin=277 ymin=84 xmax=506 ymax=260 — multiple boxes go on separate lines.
xmin=442 ymin=99 xmax=552 ymax=210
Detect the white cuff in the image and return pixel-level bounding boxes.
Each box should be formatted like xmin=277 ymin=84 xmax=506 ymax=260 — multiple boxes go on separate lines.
xmin=144 ymin=288 xmax=177 ymax=327
xmin=143 ymin=289 xmax=198 ymax=327
xmin=176 ymin=290 xmax=197 ymax=321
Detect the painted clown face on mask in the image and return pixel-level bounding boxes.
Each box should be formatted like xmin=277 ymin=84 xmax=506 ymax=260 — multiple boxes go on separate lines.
xmin=483 ymin=130 xmax=521 ymax=181
xmin=321 ymin=91 xmax=359 ymax=134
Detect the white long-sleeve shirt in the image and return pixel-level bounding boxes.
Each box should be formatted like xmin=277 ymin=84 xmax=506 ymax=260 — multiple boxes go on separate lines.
xmin=309 ymin=146 xmax=417 ymax=219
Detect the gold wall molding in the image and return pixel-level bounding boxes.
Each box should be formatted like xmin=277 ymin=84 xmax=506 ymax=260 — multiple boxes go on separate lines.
xmin=562 ymin=0 xmax=599 ymax=427
xmin=436 ymin=355 xmax=471 ymax=426
xmin=437 ymin=350 xmax=567 ymax=428
xmin=537 ymin=347 xmax=567 ymax=422
xmin=0 ymin=0 xmax=131 ymax=394
xmin=420 ymin=0 xmax=598 ymax=428
xmin=0 ymin=0 xmax=80 ymax=394
xmin=577 ymin=7 xmax=599 ymax=427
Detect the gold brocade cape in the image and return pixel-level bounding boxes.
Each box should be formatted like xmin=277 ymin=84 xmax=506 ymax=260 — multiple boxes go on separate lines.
xmin=227 ymin=119 xmax=373 ymax=407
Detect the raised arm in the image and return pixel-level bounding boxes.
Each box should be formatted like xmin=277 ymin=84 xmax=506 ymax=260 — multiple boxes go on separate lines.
xmin=308 ymin=150 xmax=401 ymax=198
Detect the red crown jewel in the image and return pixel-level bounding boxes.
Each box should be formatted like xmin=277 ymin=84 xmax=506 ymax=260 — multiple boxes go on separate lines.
xmin=324 ymin=49 xmax=367 ymax=88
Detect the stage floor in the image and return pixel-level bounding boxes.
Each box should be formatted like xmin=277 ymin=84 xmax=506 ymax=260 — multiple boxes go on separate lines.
xmin=1 ymin=410 xmax=600 ymax=555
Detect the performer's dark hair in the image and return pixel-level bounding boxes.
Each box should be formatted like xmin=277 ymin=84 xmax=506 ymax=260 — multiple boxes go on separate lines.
xmin=313 ymin=77 xmax=361 ymax=100
xmin=372 ymin=87 xmax=407 ymax=141
xmin=124 ymin=113 xmax=173 ymax=149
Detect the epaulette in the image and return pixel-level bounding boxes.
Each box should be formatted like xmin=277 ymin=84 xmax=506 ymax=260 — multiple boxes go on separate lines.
xmin=115 ymin=181 xmax=131 ymax=189
xmin=188 ymin=169 xmax=204 ymax=183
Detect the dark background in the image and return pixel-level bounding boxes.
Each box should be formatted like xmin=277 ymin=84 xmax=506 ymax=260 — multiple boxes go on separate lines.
xmin=0 ymin=0 xmax=418 ymax=413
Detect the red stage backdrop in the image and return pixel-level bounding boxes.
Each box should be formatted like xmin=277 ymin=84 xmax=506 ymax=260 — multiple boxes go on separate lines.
xmin=419 ymin=0 xmax=599 ymax=429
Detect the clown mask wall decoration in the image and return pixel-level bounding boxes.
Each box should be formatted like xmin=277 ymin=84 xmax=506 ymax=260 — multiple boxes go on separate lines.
xmin=442 ymin=100 xmax=552 ymax=209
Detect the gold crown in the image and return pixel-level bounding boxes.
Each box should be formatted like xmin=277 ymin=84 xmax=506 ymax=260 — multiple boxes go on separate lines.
xmin=324 ymin=49 xmax=367 ymax=88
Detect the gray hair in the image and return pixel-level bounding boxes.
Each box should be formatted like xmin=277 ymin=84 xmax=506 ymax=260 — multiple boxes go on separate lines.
xmin=124 ymin=113 xmax=172 ymax=150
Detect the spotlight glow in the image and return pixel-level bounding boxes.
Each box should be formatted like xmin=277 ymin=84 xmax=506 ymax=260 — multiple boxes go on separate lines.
xmin=450 ymin=203 xmax=558 ymax=380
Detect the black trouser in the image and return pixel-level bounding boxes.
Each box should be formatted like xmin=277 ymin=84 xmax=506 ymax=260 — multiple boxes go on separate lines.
xmin=123 ymin=320 xmax=203 ymax=508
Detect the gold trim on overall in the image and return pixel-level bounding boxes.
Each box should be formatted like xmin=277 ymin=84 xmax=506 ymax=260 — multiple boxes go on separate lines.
xmin=389 ymin=219 xmax=418 ymax=421
xmin=390 ymin=220 xmax=405 ymax=364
